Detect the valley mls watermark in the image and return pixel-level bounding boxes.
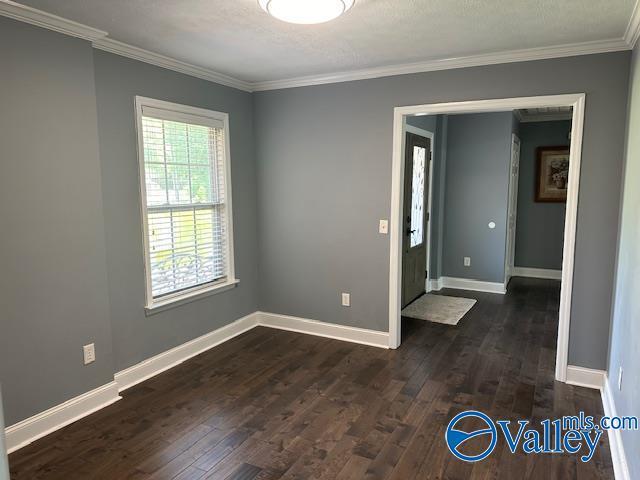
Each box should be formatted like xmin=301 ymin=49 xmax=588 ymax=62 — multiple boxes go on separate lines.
xmin=445 ymin=409 xmax=638 ymax=463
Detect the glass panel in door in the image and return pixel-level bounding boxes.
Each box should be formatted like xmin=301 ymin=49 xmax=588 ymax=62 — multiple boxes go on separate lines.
xmin=410 ymin=145 xmax=426 ymax=247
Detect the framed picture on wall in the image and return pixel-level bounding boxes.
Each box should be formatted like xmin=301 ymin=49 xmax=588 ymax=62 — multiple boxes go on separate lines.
xmin=536 ymin=146 xmax=569 ymax=202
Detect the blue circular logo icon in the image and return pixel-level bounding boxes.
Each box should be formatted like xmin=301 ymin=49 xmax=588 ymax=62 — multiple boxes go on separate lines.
xmin=445 ymin=410 xmax=497 ymax=462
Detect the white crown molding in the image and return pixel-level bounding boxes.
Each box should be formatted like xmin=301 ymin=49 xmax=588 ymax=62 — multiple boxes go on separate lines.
xmin=1 ymin=0 xmax=637 ymax=92
xmin=0 ymin=0 xmax=251 ymax=92
xmin=0 ymin=0 xmax=107 ymax=41
xmin=624 ymin=0 xmax=640 ymax=49
xmin=514 ymin=109 xmax=525 ymax=122
xmin=520 ymin=111 xmax=574 ymax=122
xmin=514 ymin=109 xmax=572 ymax=122
xmin=92 ymin=38 xmax=253 ymax=92
xmin=518 ymin=113 xmax=573 ymax=122
xmin=251 ymin=39 xmax=630 ymax=91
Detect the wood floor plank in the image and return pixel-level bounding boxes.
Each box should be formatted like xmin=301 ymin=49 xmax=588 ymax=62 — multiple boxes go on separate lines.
xmin=8 ymin=278 xmax=614 ymax=480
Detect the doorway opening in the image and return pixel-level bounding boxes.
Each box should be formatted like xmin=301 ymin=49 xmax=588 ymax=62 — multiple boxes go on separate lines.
xmin=389 ymin=95 xmax=584 ymax=383
xmin=401 ymin=121 xmax=435 ymax=306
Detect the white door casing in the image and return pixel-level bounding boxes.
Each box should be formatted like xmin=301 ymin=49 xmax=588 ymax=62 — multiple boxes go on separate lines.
xmin=505 ymin=133 xmax=521 ymax=286
xmin=389 ymin=94 xmax=584 ymax=385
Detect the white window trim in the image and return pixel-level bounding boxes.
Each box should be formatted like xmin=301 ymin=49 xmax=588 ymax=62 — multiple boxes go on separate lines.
xmin=134 ymin=96 xmax=237 ymax=313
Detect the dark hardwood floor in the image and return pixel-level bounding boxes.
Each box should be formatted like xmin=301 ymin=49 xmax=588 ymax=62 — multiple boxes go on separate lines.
xmin=9 ymin=278 xmax=613 ymax=479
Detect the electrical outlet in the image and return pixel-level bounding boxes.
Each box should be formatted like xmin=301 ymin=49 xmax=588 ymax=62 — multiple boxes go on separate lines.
xmin=341 ymin=293 xmax=351 ymax=307
xmin=379 ymin=219 xmax=388 ymax=234
xmin=464 ymin=257 xmax=471 ymax=267
xmin=83 ymin=343 xmax=95 ymax=365
xmin=618 ymin=366 xmax=623 ymax=391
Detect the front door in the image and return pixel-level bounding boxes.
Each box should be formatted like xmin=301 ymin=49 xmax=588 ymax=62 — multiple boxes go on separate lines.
xmin=402 ymin=132 xmax=430 ymax=308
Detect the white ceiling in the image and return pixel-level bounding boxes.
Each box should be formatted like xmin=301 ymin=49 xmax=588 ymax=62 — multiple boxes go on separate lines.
xmin=15 ymin=0 xmax=639 ymax=84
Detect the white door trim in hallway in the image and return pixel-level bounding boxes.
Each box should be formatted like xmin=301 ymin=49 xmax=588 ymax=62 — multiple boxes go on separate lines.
xmin=388 ymin=94 xmax=585 ymax=384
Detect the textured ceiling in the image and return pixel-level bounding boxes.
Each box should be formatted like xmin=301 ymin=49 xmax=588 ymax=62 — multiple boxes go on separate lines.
xmin=18 ymin=0 xmax=637 ymax=83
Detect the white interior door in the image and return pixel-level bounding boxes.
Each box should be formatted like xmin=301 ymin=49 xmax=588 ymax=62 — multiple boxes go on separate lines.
xmin=505 ymin=134 xmax=521 ymax=286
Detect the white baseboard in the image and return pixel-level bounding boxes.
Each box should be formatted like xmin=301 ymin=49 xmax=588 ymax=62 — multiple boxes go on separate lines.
xmin=566 ymin=367 xmax=631 ymax=479
xmin=115 ymin=312 xmax=259 ymax=392
xmin=4 ymin=310 xmax=393 ymax=454
xmin=433 ymin=276 xmax=506 ymax=294
xmin=257 ymin=312 xmax=390 ymax=349
xmin=512 ymin=267 xmax=562 ymax=280
xmin=565 ymin=365 xmax=606 ymax=390
xmin=5 ymin=382 xmax=121 ymax=454
xmin=3 ymin=308 xmax=628 ymax=480
xmin=429 ymin=278 xmax=443 ymax=291
xmin=601 ymin=376 xmax=631 ymax=480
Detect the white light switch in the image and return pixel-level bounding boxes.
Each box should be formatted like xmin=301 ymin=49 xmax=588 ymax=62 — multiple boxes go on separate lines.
xmin=341 ymin=293 xmax=351 ymax=307
xmin=83 ymin=343 xmax=95 ymax=365
xmin=488 ymin=221 xmax=496 ymax=229
xmin=464 ymin=257 xmax=471 ymax=267
xmin=379 ymin=219 xmax=388 ymax=234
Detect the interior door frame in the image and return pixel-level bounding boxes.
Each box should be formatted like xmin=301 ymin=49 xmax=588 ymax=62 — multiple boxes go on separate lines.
xmin=403 ymin=124 xmax=435 ymax=294
xmin=388 ymin=94 xmax=585 ymax=384
xmin=504 ymin=133 xmax=521 ymax=287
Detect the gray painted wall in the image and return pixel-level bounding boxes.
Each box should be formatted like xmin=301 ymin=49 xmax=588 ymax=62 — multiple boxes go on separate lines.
xmin=0 ymin=18 xmax=116 ymax=425
xmin=406 ymin=115 xmax=437 ymax=132
xmin=93 ymin=51 xmax=259 ymax=372
xmin=0 ymin=16 xmax=633 ymax=431
xmin=254 ymin=52 xmax=630 ymax=369
xmin=0 ymin=20 xmax=258 ymax=426
xmin=515 ymin=121 xmax=571 ymax=270
xmin=442 ymin=112 xmax=513 ymax=283
xmin=607 ymin=45 xmax=640 ymax=478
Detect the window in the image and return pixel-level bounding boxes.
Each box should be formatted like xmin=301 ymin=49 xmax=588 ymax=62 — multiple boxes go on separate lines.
xmin=135 ymin=97 xmax=236 ymax=310
xmin=410 ymin=145 xmax=426 ymax=248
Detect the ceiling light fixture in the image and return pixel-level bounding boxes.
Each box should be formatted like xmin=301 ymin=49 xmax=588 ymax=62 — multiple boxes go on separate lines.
xmin=258 ymin=0 xmax=355 ymax=24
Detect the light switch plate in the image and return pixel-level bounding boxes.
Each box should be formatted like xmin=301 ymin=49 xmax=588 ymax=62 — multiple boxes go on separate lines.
xmin=341 ymin=293 xmax=351 ymax=307
xmin=464 ymin=257 xmax=471 ymax=267
xmin=379 ymin=219 xmax=388 ymax=234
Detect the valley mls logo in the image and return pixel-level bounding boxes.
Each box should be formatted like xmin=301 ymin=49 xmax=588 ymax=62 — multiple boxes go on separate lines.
xmin=445 ymin=409 xmax=638 ymax=463
xmin=445 ymin=411 xmax=497 ymax=462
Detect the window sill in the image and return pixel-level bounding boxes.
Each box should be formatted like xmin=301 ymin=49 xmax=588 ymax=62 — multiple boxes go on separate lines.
xmin=144 ymin=279 xmax=240 ymax=316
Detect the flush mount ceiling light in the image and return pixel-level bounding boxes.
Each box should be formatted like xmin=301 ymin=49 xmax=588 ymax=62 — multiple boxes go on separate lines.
xmin=259 ymin=0 xmax=355 ymax=24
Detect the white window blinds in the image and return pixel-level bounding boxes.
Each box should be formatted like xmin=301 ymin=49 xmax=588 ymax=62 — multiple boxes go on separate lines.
xmin=137 ymin=99 xmax=234 ymax=305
